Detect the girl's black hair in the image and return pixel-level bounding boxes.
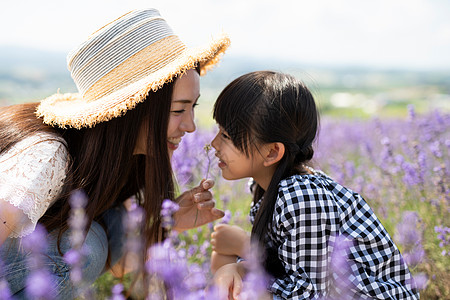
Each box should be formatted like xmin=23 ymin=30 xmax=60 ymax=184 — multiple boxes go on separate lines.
xmin=213 ymin=71 xmax=319 ymax=276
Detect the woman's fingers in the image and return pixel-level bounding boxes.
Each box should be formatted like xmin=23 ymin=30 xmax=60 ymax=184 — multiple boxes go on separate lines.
xmin=193 ymin=190 xmax=213 ymax=203
xmin=201 ymin=178 xmax=214 ymax=190
xmin=190 ymin=178 xmax=215 ymax=196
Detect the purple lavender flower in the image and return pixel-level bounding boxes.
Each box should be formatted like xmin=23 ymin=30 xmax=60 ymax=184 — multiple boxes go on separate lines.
xmin=199 ymin=240 xmax=210 ymax=257
xmin=109 ymin=283 xmax=126 ymax=300
xmin=429 ymin=141 xmax=442 ymax=158
xmin=183 ymin=264 xmax=206 ymax=291
xmin=220 ymin=210 xmax=231 ymax=224
xmin=204 ymin=143 xmax=212 ymax=179
xmin=188 ymin=245 xmax=197 ymax=257
xmin=403 ymin=244 xmax=425 ymax=267
xmin=69 ymin=189 xmax=88 ymax=209
xmin=161 ymin=199 xmax=180 ymax=230
xmin=65 ymin=189 xmax=91 ymax=297
xmin=395 ymin=211 xmax=421 ymax=247
xmin=238 ymin=243 xmax=271 ymax=300
xmin=0 ymin=280 xmax=13 ymax=300
xmin=26 ymin=270 xmax=56 ymax=299
xmin=395 ymin=211 xmax=426 ymax=269
xmin=22 ymin=223 xmax=48 ymax=256
xmin=401 ymin=161 xmax=421 ymax=187
xmin=63 ymin=248 xmax=82 ymax=266
xmin=327 ymin=235 xmax=356 ymax=298
xmin=146 ymin=241 xmax=189 ymax=297
xmin=407 ymin=104 xmax=416 ymax=122
xmin=22 ymin=224 xmax=56 ymax=299
xmin=122 ymin=204 xmax=145 ymax=274
xmin=435 ymin=226 xmax=450 ymax=256
xmin=411 ymin=273 xmax=428 ymax=290
xmin=344 ymin=161 xmax=355 ymax=179
xmin=171 ymin=128 xmax=219 ymax=189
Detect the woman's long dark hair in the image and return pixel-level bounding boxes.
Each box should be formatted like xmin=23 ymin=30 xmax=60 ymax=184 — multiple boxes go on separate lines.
xmin=0 ymin=80 xmax=174 ymax=252
xmin=213 ymin=71 xmax=319 ymax=276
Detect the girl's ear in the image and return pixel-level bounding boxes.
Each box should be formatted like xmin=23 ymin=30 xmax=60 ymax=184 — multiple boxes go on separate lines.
xmin=263 ymin=142 xmax=285 ymax=167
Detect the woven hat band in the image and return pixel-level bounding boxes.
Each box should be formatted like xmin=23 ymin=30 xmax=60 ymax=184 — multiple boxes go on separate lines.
xmin=84 ymin=35 xmax=186 ymax=102
xmin=68 ymin=9 xmax=176 ymax=96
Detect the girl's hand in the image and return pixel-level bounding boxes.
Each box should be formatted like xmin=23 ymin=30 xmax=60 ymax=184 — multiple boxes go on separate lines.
xmin=213 ymin=263 xmax=244 ymax=300
xmin=211 ymin=224 xmax=250 ymax=258
xmin=173 ymin=179 xmax=224 ymax=232
xmin=211 ymin=251 xmax=238 ymax=274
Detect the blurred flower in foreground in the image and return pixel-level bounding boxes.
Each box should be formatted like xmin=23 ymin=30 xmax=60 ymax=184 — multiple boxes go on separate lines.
xmin=239 ymin=243 xmax=270 ymax=300
xmin=161 ymin=199 xmax=179 ymax=231
xmin=327 ymin=234 xmax=355 ymax=299
xmin=109 ymin=283 xmax=126 ymax=300
xmin=22 ymin=224 xmax=56 ymax=300
xmin=395 ymin=211 xmax=428 ymax=291
xmin=395 ymin=211 xmax=426 ymax=268
xmin=65 ymin=189 xmax=92 ymax=298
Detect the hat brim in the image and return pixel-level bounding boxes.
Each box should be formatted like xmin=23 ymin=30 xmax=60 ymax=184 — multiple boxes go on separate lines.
xmin=36 ymin=33 xmax=230 ymax=129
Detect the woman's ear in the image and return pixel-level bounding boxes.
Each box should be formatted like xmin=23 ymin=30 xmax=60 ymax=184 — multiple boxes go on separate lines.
xmin=263 ymin=142 xmax=285 ymax=167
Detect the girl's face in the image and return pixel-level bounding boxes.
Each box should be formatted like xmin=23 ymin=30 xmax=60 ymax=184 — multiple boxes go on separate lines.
xmin=211 ymin=127 xmax=268 ymax=184
xmin=134 ymin=69 xmax=200 ymax=158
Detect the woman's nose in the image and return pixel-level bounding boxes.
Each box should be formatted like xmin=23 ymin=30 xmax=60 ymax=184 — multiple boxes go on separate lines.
xmin=181 ymin=111 xmax=196 ymax=133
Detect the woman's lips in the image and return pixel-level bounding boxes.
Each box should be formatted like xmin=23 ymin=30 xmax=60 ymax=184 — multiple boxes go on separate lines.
xmin=168 ymin=137 xmax=182 ymax=150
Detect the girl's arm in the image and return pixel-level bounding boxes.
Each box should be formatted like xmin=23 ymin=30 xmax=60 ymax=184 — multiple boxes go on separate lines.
xmin=210 ymin=251 xmax=237 ymax=273
xmin=211 ymin=224 xmax=250 ymax=258
xmin=213 ymin=261 xmax=273 ymax=300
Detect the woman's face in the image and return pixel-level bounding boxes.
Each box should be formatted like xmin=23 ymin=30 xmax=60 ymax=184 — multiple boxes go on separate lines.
xmin=134 ymin=69 xmax=200 ymax=158
xmin=167 ymin=69 xmax=200 ymax=158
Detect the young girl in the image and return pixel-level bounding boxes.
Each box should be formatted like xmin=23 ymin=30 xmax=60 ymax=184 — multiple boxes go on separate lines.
xmin=210 ymin=71 xmax=419 ymax=299
xmin=0 ymin=8 xmax=229 ymax=298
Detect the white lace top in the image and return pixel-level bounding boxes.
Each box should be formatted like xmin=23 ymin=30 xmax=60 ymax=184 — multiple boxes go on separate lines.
xmin=0 ymin=132 xmax=69 ymax=238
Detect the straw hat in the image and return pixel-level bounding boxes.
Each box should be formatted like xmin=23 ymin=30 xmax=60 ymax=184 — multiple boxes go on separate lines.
xmin=36 ymin=8 xmax=230 ymax=129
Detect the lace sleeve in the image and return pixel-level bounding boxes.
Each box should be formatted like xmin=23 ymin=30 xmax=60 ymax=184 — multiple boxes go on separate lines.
xmin=0 ymin=132 xmax=69 ymax=238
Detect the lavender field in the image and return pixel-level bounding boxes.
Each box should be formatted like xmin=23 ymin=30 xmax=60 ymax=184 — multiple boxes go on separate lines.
xmin=168 ymin=105 xmax=450 ymax=299
xmin=1 ymin=106 xmax=448 ymax=299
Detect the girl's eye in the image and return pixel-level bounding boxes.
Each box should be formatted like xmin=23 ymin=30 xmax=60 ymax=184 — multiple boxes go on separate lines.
xmin=221 ymin=132 xmax=231 ymax=140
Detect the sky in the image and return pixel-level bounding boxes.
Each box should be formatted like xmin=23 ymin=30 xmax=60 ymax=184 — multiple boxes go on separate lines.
xmin=1 ymin=0 xmax=450 ymax=70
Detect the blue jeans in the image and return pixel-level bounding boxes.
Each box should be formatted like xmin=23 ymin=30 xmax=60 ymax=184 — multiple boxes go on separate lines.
xmin=0 ymin=206 xmax=126 ymax=299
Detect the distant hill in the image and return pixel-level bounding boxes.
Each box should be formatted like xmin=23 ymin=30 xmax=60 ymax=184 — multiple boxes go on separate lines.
xmin=1 ymin=46 xmax=449 ymax=115
xmin=0 ymin=46 xmax=75 ymax=104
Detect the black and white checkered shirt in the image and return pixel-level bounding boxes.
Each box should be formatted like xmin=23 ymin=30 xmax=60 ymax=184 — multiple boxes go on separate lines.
xmin=249 ymin=170 xmax=419 ymax=300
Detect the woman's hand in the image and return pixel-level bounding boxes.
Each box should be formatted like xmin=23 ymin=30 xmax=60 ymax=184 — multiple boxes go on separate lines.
xmin=173 ymin=179 xmax=224 ymax=232
xmin=211 ymin=224 xmax=250 ymax=258
xmin=213 ymin=263 xmax=244 ymax=300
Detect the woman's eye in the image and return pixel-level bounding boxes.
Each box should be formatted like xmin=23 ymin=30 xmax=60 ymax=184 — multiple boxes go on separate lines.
xmin=171 ymin=109 xmax=185 ymax=114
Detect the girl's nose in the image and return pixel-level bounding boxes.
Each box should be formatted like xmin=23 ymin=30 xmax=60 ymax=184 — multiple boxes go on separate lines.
xmin=211 ymin=133 xmax=220 ymax=150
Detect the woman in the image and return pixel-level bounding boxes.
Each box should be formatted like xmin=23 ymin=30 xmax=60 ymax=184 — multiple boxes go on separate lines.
xmin=0 ymin=8 xmax=229 ymax=298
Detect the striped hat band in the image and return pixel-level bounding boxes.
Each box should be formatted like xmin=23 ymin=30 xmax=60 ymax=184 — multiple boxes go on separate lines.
xmin=68 ymin=9 xmax=185 ymax=101
xmin=36 ymin=8 xmax=230 ymax=128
